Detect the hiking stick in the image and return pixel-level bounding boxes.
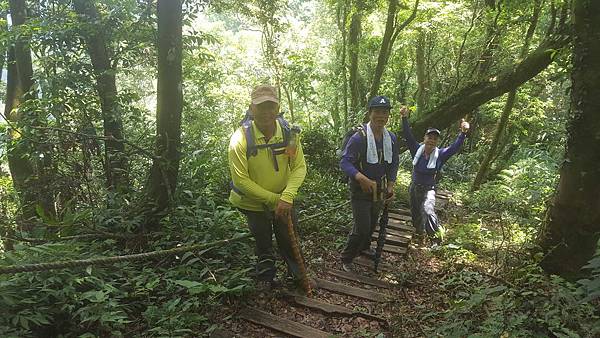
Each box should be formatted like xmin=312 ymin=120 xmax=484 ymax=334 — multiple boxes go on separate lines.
xmin=287 ymin=214 xmax=312 ymax=296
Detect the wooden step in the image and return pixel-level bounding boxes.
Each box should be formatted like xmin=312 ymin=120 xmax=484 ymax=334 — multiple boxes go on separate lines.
xmin=389 ymin=213 xmax=412 ymax=222
xmin=323 ymin=268 xmax=393 ymax=289
xmin=390 ymin=207 xmax=411 ymax=216
xmin=314 ymin=277 xmax=390 ymax=302
xmin=378 ymin=228 xmax=412 ymax=238
xmin=377 ymin=244 xmax=407 ymax=255
xmin=371 ymin=232 xmax=409 ymax=247
xmin=388 ymin=219 xmax=414 ymax=232
xmin=239 ymin=308 xmax=330 ymax=338
xmin=282 ymin=291 xmax=387 ymax=324
xmin=354 ymin=256 xmax=393 ymax=271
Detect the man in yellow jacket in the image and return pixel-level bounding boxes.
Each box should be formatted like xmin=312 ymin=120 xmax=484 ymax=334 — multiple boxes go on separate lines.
xmin=228 ymin=84 xmax=307 ymax=289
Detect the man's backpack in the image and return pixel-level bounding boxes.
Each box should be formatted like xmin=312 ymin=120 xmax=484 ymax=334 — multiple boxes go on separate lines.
xmin=337 ymin=124 xmax=367 ymax=163
xmin=337 ymin=124 xmax=368 ymax=184
xmin=230 ymin=110 xmax=300 ymax=197
xmin=239 ymin=109 xmax=300 ymax=167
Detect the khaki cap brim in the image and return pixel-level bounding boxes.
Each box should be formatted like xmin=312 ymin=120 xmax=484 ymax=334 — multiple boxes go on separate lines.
xmin=251 ymin=96 xmax=279 ymax=105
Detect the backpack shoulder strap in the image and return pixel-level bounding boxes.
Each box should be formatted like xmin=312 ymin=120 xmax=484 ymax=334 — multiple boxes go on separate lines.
xmin=357 ymin=124 xmax=368 ymax=167
xmin=241 ymin=120 xmax=257 ymax=158
xmin=277 ymin=116 xmax=291 ymax=145
xmin=244 ymin=117 xmax=293 ymax=158
xmin=387 ymin=130 xmax=395 ymax=145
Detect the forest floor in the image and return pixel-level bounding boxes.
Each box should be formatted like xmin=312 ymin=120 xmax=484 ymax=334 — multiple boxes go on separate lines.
xmin=210 ymin=193 xmax=468 ymax=337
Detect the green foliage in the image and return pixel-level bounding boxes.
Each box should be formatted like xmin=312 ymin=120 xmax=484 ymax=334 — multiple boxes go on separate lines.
xmin=432 ymin=266 xmax=600 ymax=337
xmin=578 ymin=244 xmax=600 ymax=303
xmin=301 ymin=127 xmax=339 ymax=174
xmin=464 ymin=150 xmax=559 ymax=224
xmin=444 ymin=221 xmax=485 ymax=253
xmin=0 ymin=197 xmax=255 ymax=336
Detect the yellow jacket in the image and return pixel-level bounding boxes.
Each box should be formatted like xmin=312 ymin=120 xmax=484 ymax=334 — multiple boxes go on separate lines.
xmin=228 ymin=121 xmax=307 ymax=211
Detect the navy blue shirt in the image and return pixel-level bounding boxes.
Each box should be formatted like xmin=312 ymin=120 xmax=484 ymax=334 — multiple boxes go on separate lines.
xmin=340 ymin=129 xmax=400 ymax=183
xmin=402 ymin=117 xmax=466 ymax=186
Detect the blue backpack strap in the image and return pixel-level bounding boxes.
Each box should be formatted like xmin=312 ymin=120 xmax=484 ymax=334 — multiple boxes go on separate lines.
xmin=278 ymin=116 xmax=291 ymax=145
xmin=357 ymin=124 xmax=367 ymax=170
xmin=241 ymin=117 xmax=293 ymax=171
xmin=230 ymin=181 xmax=245 ymax=196
xmin=268 ymin=117 xmax=292 ymax=171
xmin=239 ymin=109 xmax=253 ymax=125
xmin=242 ymin=120 xmax=257 ymax=158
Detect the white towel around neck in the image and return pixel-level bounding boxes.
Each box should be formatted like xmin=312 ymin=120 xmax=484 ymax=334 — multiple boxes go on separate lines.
xmin=412 ymin=144 xmax=439 ymax=169
xmin=366 ymin=122 xmax=393 ymax=164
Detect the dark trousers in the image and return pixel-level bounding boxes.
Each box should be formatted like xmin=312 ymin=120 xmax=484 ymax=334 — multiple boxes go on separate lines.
xmin=341 ymin=198 xmax=383 ymax=263
xmin=409 ymin=183 xmax=441 ymax=239
xmin=240 ymin=208 xmax=303 ymax=282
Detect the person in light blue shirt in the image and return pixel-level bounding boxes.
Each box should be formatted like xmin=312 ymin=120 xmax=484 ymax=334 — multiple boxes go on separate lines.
xmin=400 ymin=106 xmax=470 ymax=246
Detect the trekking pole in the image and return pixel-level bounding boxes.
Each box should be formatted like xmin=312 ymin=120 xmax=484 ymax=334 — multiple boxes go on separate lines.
xmin=287 ymin=214 xmax=312 ymax=296
xmin=374 ymin=179 xmax=390 ymax=272
xmin=374 ymin=203 xmax=389 ymax=272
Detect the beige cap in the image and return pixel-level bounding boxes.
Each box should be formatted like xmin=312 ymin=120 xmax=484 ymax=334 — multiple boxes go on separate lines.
xmin=251 ymin=85 xmax=279 ymax=105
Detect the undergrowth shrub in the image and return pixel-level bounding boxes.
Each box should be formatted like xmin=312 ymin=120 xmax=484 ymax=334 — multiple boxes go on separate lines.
xmin=431 ymin=265 xmax=600 ymax=337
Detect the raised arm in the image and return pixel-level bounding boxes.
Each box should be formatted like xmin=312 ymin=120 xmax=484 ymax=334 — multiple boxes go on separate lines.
xmin=440 ymin=119 xmax=470 ymax=163
xmin=400 ymin=106 xmax=419 ymax=156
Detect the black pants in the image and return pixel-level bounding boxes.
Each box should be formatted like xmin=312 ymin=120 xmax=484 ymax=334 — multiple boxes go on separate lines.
xmin=409 ymin=183 xmax=442 ymax=239
xmin=341 ymin=198 xmax=384 ymax=263
xmin=240 ymin=208 xmax=304 ymax=282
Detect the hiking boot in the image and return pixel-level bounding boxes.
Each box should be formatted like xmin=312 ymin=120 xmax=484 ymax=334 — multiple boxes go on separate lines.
xmin=413 ymin=233 xmax=425 ymax=247
xmin=255 ymin=278 xmax=282 ymax=291
xmin=255 ymin=280 xmax=272 ymax=291
xmin=361 ymin=248 xmax=376 ymax=259
xmin=270 ymin=277 xmax=283 ymax=289
xmin=342 ymin=262 xmax=354 ymax=273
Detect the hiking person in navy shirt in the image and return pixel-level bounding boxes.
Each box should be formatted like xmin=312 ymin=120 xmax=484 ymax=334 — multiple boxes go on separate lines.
xmin=339 ymin=96 xmax=400 ymax=272
xmin=400 ymin=106 xmax=470 ymax=247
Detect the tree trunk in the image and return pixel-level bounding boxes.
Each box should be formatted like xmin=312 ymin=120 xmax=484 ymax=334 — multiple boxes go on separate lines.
xmin=404 ymin=32 xmax=569 ymax=143
xmin=0 ymin=14 xmax=5 ymax=74
xmin=462 ymin=1 xmax=502 ymax=150
xmin=4 ymin=46 xmax=37 ymax=222
xmin=368 ymin=0 xmax=398 ymax=99
xmin=282 ymin=84 xmax=294 ymax=122
xmin=143 ymin=0 xmax=183 ymax=226
xmin=7 ymin=0 xmax=55 ymax=221
xmin=369 ymin=0 xmax=418 ymax=104
xmin=336 ymin=0 xmax=350 ymax=130
xmin=1 ymin=11 xmax=10 ymax=103
xmin=453 ymin=2 xmax=480 ymax=92
xmin=471 ymin=0 xmax=542 ymax=191
xmin=471 ymin=90 xmax=516 ymax=190
xmin=73 ymin=0 xmax=129 ymax=193
xmin=540 ymin=0 xmax=600 ymax=278
xmin=415 ymin=29 xmax=427 ymax=115
xmin=8 ymin=0 xmax=33 ymax=95
xmin=348 ymin=0 xmax=363 ymax=123
xmin=487 ymin=142 xmax=517 ymax=179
